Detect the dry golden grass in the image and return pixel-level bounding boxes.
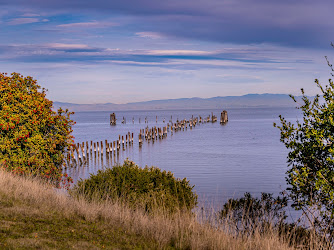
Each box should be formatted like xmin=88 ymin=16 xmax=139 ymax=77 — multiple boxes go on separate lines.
xmin=0 ymin=169 xmax=327 ymax=249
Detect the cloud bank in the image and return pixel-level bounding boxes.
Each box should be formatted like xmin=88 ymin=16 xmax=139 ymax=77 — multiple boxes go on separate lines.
xmin=1 ymin=0 xmax=333 ymax=47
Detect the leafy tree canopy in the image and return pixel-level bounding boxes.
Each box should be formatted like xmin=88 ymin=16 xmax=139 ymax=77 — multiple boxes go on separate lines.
xmin=0 ymin=72 xmax=74 ymax=186
xmin=275 ymin=60 xmax=334 ymax=232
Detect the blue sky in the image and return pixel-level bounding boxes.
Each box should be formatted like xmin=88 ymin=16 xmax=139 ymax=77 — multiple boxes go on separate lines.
xmin=0 ymin=0 xmax=334 ymax=104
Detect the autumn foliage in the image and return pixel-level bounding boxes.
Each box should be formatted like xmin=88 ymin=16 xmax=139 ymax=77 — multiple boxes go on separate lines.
xmin=0 ymin=72 xmax=74 ymax=186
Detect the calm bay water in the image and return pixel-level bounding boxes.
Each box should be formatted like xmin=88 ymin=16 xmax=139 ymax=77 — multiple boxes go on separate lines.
xmin=66 ymin=107 xmax=301 ymax=207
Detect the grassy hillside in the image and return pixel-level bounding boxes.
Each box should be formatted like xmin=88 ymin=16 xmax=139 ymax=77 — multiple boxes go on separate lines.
xmin=0 ymin=169 xmax=315 ymax=249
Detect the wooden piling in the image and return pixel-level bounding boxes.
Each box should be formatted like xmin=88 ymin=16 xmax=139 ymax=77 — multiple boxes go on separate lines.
xmin=106 ymin=142 xmax=109 ymax=156
xmin=139 ymin=133 xmax=142 ymax=146
xmin=81 ymin=144 xmax=85 ymax=162
xmin=76 ymin=145 xmax=82 ymax=164
xmin=72 ymin=148 xmax=77 ymax=164
xmin=110 ymin=113 xmax=116 ymax=125
xmin=220 ymin=110 xmax=228 ymax=124
xmin=81 ymin=142 xmax=86 ymax=161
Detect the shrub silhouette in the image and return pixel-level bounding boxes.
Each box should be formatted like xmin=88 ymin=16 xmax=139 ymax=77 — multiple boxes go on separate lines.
xmin=220 ymin=192 xmax=313 ymax=247
xmin=72 ymin=160 xmax=198 ymax=213
xmin=220 ymin=192 xmax=288 ymax=234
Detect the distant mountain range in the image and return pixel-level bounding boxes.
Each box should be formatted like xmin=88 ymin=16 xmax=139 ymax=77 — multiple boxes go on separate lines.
xmin=53 ymin=94 xmax=304 ymax=112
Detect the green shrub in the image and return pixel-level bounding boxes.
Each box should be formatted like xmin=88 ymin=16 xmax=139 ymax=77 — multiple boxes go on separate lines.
xmin=0 ymin=72 xmax=74 ymax=187
xmin=220 ymin=192 xmax=313 ymax=247
xmin=71 ymin=160 xmax=198 ymax=213
xmin=220 ymin=192 xmax=288 ymax=233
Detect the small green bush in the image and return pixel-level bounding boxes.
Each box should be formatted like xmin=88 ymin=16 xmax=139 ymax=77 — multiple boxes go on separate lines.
xmin=220 ymin=192 xmax=312 ymax=247
xmin=71 ymin=160 xmax=197 ymax=213
xmin=220 ymin=192 xmax=288 ymax=229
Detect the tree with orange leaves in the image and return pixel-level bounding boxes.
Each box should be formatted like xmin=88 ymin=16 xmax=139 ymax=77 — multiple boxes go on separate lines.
xmin=0 ymin=72 xmax=74 ymax=187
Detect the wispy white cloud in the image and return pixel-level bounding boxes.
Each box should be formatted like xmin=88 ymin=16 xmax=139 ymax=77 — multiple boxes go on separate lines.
xmin=139 ymin=49 xmax=216 ymax=56
xmin=135 ymin=32 xmax=165 ymax=39
xmin=46 ymin=43 xmax=93 ymax=50
xmin=8 ymin=17 xmax=49 ymax=25
xmin=8 ymin=18 xmax=39 ymax=25
xmin=57 ymin=21 xmax=116 ymax=29
xmin=0 ymin=42 xmax=320 ymax=71
xmin=22 ymin=13 xmax=40 ymax=17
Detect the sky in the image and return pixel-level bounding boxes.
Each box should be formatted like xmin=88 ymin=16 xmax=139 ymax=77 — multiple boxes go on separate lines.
xmin=0 ymin=0 xmax=334 ymax=104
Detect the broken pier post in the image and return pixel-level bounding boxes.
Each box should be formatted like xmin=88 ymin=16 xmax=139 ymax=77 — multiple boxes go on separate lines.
xmin=220 ymin=110 xmax=228 ymax=124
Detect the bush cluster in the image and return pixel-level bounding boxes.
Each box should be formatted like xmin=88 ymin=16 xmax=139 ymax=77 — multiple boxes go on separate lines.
xmin=0 ymin=72 xmax=74 ymax=186
xmin=220 ymin=192 xmax=312 ymax=247
xmin=72 ymin=160 xmax=198 ymax=213
xmin=220 ymin=192 xmax=288 ymax=229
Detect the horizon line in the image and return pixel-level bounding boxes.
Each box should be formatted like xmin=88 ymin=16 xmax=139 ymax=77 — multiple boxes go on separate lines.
xmin=53 ymin=93 xmax=299 ymax=105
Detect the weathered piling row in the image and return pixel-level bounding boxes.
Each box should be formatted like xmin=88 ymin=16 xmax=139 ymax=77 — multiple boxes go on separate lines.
xmin=136 ymin=112 xmax=226 ymax=148
xmin=66 ymin=131 xmax=135 ymax=166
xmin=109 ymin=113 xmax=223 ymax=126
xmin=66 ymin=111 xmax=228 ymax=167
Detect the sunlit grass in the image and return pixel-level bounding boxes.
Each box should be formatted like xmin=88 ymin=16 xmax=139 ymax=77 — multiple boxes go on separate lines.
xmin=0 ymin=169 xmax=328 ymax=249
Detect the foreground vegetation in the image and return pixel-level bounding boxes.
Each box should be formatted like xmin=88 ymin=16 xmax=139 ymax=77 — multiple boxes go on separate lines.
xmin=0 ymin=72 xmax=74 ymax=187
xmin=2 ymin=51 xmax=334 ymax=248
xmin=71 ymin=160 xmax=198 ymax=213
xmin=0 ymin=168 xmax=331 ymax=249
xmin=275 ymin=54 xmax=334 ymax=238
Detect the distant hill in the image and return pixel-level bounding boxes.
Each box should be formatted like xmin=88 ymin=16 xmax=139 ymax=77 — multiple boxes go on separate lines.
xmin=53 ymin=94 xmax=303 ymax=112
